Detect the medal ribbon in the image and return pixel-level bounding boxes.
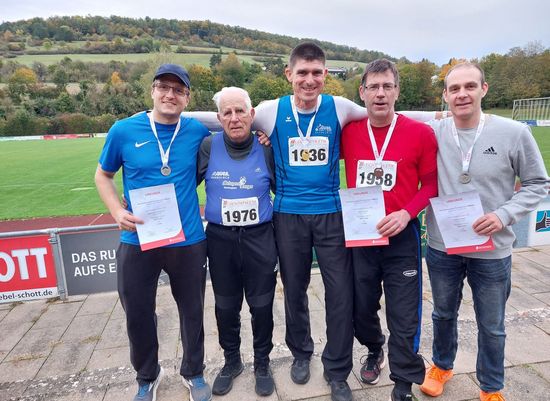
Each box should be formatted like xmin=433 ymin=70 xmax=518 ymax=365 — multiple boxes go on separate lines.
xmin=451 ymin=113 xmax=485 ymax=175
xmin=366 ymin=113 xmax=398 ymax=169
xmin=147 ymin=111 xmax=182 ymax=171
xmin=290 ymin=95 xmax=322 ymax=143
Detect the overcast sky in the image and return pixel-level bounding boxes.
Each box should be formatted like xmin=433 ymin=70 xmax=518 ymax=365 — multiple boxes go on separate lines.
xmin=1 ymin=0 xmax=549 ymax=65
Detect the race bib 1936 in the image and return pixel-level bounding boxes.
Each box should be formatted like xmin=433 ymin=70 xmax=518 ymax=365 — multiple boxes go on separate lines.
xmin=288 ymin=137 xmax=329 ymax=166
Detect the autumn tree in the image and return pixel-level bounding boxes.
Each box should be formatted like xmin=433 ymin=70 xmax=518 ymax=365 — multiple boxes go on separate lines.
xmin=247 ymin=74 xmax=290 ymax=106
xmin=7 ymin=66 xmax=38 ymax=103
xmin=323 ymin=75 xmax=345 ymax=97
xmin=216 ymin=52 xmax=245 ymax=87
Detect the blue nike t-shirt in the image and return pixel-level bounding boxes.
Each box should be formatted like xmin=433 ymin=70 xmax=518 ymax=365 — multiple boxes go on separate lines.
xmin=99 ymin=111 xmax=209 ymax=246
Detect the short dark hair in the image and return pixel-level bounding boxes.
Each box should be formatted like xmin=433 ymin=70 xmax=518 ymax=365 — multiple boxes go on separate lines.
xmin=289 ymin=42 xmax=326 ymax=68
xmin=444 ymin=62 xmax=486 ymax=89
xmin=361 ymin=58 xmax=400 ymax=88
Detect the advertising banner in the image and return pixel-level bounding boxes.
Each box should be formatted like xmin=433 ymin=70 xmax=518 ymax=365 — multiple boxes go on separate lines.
xmin=59 ymin=229 xmax=119 ymax=296
xmin=0 ymin=235 xmax=58 ymax=303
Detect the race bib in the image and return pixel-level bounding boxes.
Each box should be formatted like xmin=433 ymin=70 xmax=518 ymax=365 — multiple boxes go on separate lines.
xmin=356 ymin=160 xmax=397 ymax=191
xmin=288 ymin=137 xmax=329 ymax=166
xmin=221 ymin=197 xmax=259 ymax=226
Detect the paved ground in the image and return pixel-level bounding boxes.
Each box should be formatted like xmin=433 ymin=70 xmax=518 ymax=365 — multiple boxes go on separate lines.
xmin=1 ymin=246 xmax=550 ymax=401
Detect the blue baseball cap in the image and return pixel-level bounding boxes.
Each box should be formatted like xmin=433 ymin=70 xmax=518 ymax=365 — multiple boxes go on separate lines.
xmin=153 ymin=64 xmax=191 ymax=88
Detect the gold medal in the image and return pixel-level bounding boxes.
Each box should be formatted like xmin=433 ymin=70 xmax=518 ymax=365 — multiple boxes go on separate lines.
xmin=300 ymin=149 xmax=310 ymax=162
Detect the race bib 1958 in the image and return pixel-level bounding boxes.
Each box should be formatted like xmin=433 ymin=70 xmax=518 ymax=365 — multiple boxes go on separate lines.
xmin=356 ymin=160 xmax=397 ymax=191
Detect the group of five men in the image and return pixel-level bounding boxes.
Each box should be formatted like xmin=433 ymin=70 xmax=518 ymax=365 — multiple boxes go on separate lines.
xmin=95 ymin=42 xmax=548 ymax=401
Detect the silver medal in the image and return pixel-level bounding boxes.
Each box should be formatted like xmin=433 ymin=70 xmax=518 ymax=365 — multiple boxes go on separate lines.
xmin=459 ymin=173 xmax=471 ymax=184
xmin=161 ymin=165 xmax=172 ymax=176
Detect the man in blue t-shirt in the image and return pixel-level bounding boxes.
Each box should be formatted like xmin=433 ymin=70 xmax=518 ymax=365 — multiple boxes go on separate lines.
xmin=95 ymin=64 xmax=212 ymax=401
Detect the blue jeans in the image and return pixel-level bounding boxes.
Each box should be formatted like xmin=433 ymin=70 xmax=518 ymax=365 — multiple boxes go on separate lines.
xmin=426 ymin=247 xmax=511 ymax=393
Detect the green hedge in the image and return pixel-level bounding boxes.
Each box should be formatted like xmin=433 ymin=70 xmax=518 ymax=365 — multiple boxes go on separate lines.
xmin=0 ymin=112 xmax=116 ymax=136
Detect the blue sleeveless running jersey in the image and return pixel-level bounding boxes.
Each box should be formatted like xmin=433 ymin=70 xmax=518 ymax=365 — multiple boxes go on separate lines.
xmin=99 ymin=111 xmax=209 ymax=246
xmin=271 ymin=95 xmax=342 ymax=214
xmin=204 ymin=133 xmax=273 ymax=225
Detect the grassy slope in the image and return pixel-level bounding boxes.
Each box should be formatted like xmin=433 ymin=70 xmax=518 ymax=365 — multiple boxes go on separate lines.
xmin=11 ymin=52 xmax=364 ymax=69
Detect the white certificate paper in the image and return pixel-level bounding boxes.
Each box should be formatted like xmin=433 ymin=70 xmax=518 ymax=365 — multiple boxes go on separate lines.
xmin=128 ymin=183 xmax=185 ymax=251
xmin=429 ymin=190 xmax=494 ymax=254
xmin=339 ymin=186 xmax=389 ymax=247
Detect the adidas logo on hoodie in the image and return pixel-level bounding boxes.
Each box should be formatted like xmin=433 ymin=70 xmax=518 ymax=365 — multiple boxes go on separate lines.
xmin=483 ymin=146 xmax=497 ymax=155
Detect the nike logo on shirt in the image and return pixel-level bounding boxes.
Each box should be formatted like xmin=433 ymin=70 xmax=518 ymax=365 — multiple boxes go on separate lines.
xmin=135 ymin=141 xmax=151 ymax=148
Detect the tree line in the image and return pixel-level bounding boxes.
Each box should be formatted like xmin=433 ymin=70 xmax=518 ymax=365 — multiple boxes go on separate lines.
xmin=1 ymin=42 xmax=549 ymax=136
xmin=0 ymin=16 xmax=392 ymax=63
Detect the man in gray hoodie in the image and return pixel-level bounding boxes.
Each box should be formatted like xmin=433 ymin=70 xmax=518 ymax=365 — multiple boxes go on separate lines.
xmin=420 ymin=62 xmax=548 ymax=401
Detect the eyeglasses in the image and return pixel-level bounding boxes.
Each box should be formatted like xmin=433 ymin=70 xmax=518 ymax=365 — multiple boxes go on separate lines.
xmin=364 ymin=83 xmax=397 ymax=92
xmin=153 ymin=82 xmax=189 ymax=97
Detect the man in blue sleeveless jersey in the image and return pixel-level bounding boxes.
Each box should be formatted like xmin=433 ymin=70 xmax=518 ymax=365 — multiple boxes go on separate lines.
xmin=95 ymin=64 xmax=212 ymax=401
xmin=197 ymin=87 xmax=277 ymax=397
xmin=252 ymin=43 xmax=362 ymax=401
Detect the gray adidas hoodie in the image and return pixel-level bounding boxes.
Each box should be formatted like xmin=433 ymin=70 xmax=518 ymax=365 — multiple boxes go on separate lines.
xmin=426 ymin=114 xmax=549 ymax=259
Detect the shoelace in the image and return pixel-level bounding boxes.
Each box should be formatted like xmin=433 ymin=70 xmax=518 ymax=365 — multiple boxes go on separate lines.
xmin=294 ymin=359 xmax=308 ymax=368
xmin=427 ymin=367 xmax=448 ymax=381
xmin=334 ymin=381 xmax=348 ymax=390
xmin=255 ymin=364 xmax=270 ymax=377
xmin=359 ymin=351 xmax=379 ymax=371
xmin=483 ymin=393 xmax=505 ymax=401
xmin=137 ymin=382 xmax=151 ymax=396
xmin=220 ymin=363 xmax=239 ymax=377
xmin=191 ymin=376 xmax=206 ymax=388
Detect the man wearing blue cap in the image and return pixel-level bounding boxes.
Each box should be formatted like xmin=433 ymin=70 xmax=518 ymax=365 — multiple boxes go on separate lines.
xmin=95 ymin=64 xmax=212 ymax=401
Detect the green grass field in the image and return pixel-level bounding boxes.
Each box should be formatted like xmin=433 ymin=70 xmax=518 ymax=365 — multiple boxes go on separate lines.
xmin=1 ymin=125 xmax=549 ymax=221
xmin=11 ymin=51 xmax=362 ymax=70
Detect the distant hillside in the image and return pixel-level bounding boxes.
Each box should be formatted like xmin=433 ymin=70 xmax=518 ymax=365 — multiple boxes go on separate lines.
xmin=0 ymin=16 xmax=395 ymax=63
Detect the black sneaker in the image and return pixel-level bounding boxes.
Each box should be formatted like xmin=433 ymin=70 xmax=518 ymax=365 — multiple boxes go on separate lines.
xmin=290 ymin=358 xmax=310 ymax=384
xmin=254 ymin=362 xmax=275 ymax=396
xmin=389 ymin=387 xmax=416 ymax=401
xmin=323 ymin=372 xmax=352 ymax=401
xmin=211 ymin=360 xmax=244 ymax=395
xmin=359 ymin=349 xmax=385 ymax=384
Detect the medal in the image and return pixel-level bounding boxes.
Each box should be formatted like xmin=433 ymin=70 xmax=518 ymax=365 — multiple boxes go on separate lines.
xmin=451 ymin=114 xmax=485 ymax=187
xmin=148 ymin=111 xmax=181 ymax=180
xmin=459 ymin=173 xmax=471 ymax=184
xmin=300 ymin=149 xmax=310 ymax=162
xmin=367 ymin=114 xmax=398 ymax=183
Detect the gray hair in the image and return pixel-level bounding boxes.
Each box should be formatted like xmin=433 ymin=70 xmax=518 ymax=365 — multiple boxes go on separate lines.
xmin=212 ymin=87 xmax=252 ymax=112
xmin=361 ymin=58 xmax=400 ymax=88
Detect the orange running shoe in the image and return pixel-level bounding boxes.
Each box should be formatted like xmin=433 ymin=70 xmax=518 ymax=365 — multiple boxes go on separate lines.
xmin=480 ymin=390 xmax=505 ymax=401
xmin=419 ymin=365 xmax=454 ymax=397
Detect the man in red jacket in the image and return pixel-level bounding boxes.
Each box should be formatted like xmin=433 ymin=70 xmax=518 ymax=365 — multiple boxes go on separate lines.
xmin=341 ymin=58 xmax=438 ymax=401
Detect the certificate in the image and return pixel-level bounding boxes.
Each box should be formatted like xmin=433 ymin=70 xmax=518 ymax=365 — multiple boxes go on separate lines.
xmin=339 ymin=186 xmax=389 ymax=247
xmin=429 ymin=190 xmax=494 ymax=254
xmin=128 ymin=183 xmax=185 ymax=251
